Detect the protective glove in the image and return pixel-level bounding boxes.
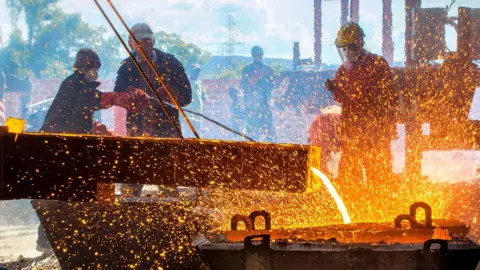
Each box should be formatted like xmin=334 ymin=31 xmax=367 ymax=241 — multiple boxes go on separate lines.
xmin=101 ymin=92 xmax=133 ymax=111
xmin=324 ymin=79 xmax=336 ymax=92
xmin=127 ymin=86 xmax=151 ymax=111
xmin=101 ymin=90 xmax=150 ymax=113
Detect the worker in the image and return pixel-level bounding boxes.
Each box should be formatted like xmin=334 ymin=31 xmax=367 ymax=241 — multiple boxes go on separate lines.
xmin=240 ymin=46 xmax=277 ymax=142
xmin=228 ymin=85 xmax=246 ymax=134
xmin=37 ymin=48 xmax=149 ymax=253
xmin=182 ymin=64 xmax=207 ymax=136
xmin=114 ymin=22 xmax=192 ymax=138
xmin=324 ymin=22 xmax=398 ymax=184
xmin=114 ymin=23 xmax=192 ymax=196
xmin=41 ymin=48 xmax=148 ymax=134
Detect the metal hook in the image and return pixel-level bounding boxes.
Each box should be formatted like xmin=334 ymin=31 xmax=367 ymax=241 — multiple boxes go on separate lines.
xmin=231 ymin=214 xmax=253 ymax=231
xmin=249 ymin=210 xmax=272 ymax=231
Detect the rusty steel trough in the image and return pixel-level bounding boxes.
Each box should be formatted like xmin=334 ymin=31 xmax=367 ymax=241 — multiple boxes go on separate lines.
xmin=0 ymin=130 xmax=320 ymax=201
xmin=196 ymin=206 xmax=480 ymax=270
xmin=196 ymin=234 xmax=480 ymax=270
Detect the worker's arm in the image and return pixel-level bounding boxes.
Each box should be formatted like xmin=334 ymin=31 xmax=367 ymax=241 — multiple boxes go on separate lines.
xmin=258 ymin=66 xmax=277 ymax=89
xmin=326 ymin=68 xmax=346 ymax=103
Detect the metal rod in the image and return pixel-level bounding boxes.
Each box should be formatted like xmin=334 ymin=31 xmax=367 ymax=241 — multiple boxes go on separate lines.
xmin=93 ymin=0 xmax=184 ymax=139
xmin=107 ymin=0 xmax=200 ymax=139
xmin=172 ymin=105 xmax=256 ymax=142
xmin=341 ymin=0 xmax=349 ymax=25
xmin=350 ymin=0 xmax=360 ymax=23
xmin=382 ymin=0 xmax=394 ymax=65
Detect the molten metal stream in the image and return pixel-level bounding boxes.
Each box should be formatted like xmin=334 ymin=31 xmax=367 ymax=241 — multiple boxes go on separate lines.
xmin=311 ymin=168 xmax=352 ymax=224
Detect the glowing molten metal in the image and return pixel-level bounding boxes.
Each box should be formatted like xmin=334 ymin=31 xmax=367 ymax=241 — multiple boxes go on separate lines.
xmin=310 ymin=168 xmax=351 ymax=224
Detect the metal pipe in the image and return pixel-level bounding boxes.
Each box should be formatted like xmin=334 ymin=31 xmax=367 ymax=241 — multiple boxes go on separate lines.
xmin=404 ymin=0 xmax=423 ymax=179
xmin=382 ymin=0 xmax=394 ymax=65
xmin=351 ymin=0 xmax=360 ymax=23
xmin=458 ymin=7 xmax=473 ymax=60
xmin=314 ymin=0 xmax=322 ymax=66
xmin=107 ymin=0 xmax=200 ymax=139
xmin=405 ymin=0 xmax=421 ymax=66
xmin=341 ymin=0 xmax=349 ymax=25
xmin=92 ymin=0 xmax=184 ymax=139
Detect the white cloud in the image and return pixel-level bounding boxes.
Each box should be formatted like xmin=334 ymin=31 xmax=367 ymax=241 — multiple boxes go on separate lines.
xmin=9 ymin=0 xmax=473 ymax=63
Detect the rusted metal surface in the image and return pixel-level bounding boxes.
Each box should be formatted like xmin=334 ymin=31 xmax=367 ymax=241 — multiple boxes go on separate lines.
xmin=405 ymin=0 xmax=421 ymax=66
xmin=459 ymin=7 xmax=480 ymax=60
xmin=244 ymin=235 xmax=272 ymax=270
xmin=222 ymin=223 xmax=466 ymax=244
xmin=415 ymin=8 xmax=447 ymax=61
xmin=393 ymin=64 xmax=480 ymax=177
xmin=197 ymin=234 xmax=480 ymax=270
xmin=221 ymin=204 xmax=470 ymax=244
xmin=222 ymin=219 xmax=470 ymax=244
xmin=0 ymin=131 xmax=318 ymax=200
xmin=399 ymin=3 xmax=480 ymax=178
xmin=199 ymin=205 xmax=478 ymax=269
xmin=32 ymin=199 xmax=212 ymax=269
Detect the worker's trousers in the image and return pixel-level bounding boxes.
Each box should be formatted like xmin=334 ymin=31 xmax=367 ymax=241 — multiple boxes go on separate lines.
xmin=337 ymin=136 xmax=393 ymax=185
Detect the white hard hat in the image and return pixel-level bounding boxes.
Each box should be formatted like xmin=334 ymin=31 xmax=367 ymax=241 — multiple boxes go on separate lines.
xmin=131 ymin=23 xmax=154 ymax=41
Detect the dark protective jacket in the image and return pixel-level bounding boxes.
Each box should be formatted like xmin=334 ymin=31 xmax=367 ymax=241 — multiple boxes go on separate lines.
xmin=114 ymin=49 xmax=192 ymax=138
xmin=332 ymin=52 xmax=397 ymax=141
xmin=40 ymin=71 xmax=103 ymax=134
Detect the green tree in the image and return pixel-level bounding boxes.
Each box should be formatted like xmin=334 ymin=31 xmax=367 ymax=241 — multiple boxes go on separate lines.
xmin=1 ymin=1 xmax=208 ymax=81
xmin=28 ymin=9 xmax=97 ymax=76
xmin=39 ymin=58 xmax=69 ymax=79
xmin=92 ymin=35 xmax=121 ymax=78
xmin=155 ymin=31 xmax=211 ymax=68
xmin=0 ymin=28 xmax=32 ymax=77
xmin=6 ymin=0 xmax=58 ymax=46
xmin=2 ymin=1 xmax=121 ymax=79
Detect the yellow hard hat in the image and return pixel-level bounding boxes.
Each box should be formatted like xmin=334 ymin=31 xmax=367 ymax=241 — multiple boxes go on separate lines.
xmin=335 ymin=22 xmax=365 ymax=48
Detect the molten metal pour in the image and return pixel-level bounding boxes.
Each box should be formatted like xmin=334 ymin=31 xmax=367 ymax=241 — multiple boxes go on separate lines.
xmin=310 ymin=168 xmax=351 ymax=224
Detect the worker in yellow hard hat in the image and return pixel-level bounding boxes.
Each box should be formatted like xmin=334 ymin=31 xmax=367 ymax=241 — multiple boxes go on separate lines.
xmin=324 ymin=22 xmax=398 ymax=186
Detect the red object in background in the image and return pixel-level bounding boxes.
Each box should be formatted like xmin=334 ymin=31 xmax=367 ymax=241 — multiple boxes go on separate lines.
xmin=114 ymin=107 xmax=127 ymax=136
xmin=0 ymin=96 xmax=5 ymax=124
xmin=93 ymin=121 xmax=117 ymax=136
xmin=308 ymin=111 xmax=341 ymax=153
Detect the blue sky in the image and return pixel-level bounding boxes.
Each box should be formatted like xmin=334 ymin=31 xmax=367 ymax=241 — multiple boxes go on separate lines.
xmin=1 ymin=0 xmax=480 ymax=64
